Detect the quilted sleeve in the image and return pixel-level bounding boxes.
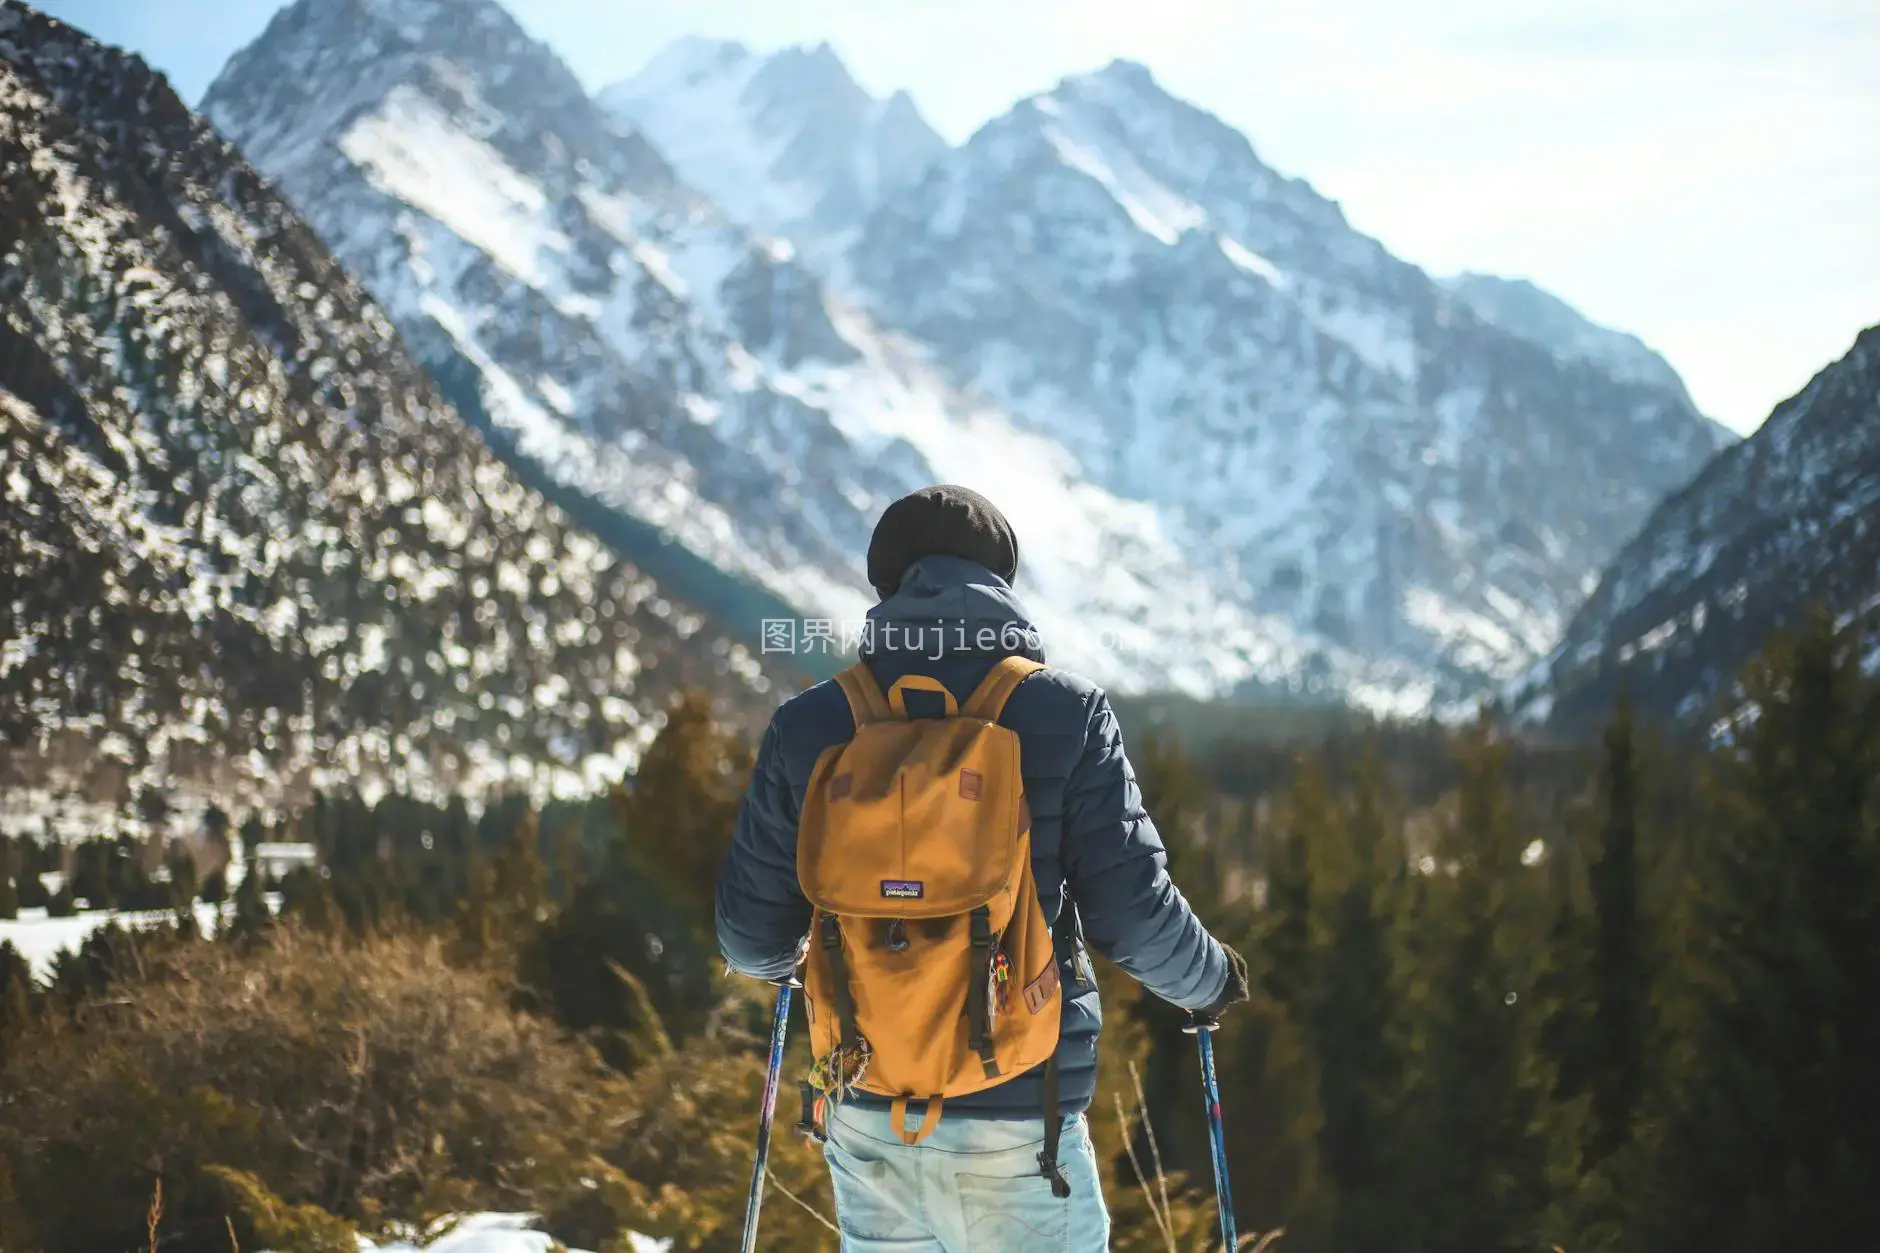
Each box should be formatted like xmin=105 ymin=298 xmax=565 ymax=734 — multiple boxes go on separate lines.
xmin=714 ymin=716 xmax=812 ymax=981
xmin=1058 ymin=688 xmax=1228 ymax=1011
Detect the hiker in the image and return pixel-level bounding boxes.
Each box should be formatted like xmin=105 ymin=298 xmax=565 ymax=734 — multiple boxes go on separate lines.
xmin=717 ymin=484 xmax=1250 ymax=1251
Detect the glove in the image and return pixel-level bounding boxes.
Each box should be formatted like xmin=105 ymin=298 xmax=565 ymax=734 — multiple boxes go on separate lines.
xmin=1197 ymin=943 xmax=1250 ymax=1022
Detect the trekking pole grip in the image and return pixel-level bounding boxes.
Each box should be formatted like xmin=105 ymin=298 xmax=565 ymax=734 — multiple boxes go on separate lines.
xmin=1183 ymin=1009 xmax=1222 ymax=1034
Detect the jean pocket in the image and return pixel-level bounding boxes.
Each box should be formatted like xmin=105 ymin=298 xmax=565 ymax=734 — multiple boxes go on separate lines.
xmin=954 ymin=1170 xmax=1068 ymax=1252
xmin=826 ymin=1137 xmax=920 ymax=1244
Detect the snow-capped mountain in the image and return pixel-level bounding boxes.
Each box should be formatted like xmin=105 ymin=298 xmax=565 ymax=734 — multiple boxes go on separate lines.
xmin=205 ymin=7 xmax=1726 ymax=712
xmin=0 ymin=0 xmax=773 ymax=826
xmin=599 ymin=36 xmax=946 ymax=270
xmin=1526 ymin=323 xmax=1880 ymax=729
xmin=203 ymin=0 xmax=1385 ymax=705
xmin=841 ymin=60 xmax=1731 ymax=706
xmin=1442 ymin=273 xmax=1701 ymax=408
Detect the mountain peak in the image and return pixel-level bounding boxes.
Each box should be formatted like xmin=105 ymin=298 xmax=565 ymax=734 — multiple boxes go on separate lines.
xmin=635 ymin=33 xmax=755 ymax=81
xmin=752 ymin=39 xmax=871 ymax=110
xmin=601 ymin=37 xmax=946 ymax=260
xmin=206 ymin=0 xmax=685 ymax=209
xmin=1043 ymin=56 xmax=1166 ymax=108
xmin=1093 ymin=57 xmax=1158 ymax=88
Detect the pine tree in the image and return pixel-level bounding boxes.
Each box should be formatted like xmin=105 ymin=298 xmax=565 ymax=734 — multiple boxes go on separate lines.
xmin=1533 ymin=690 xmax=1657 ymax=1252
xmin=453 ymin=810 xmax=550 ymax=963
xmin=1639 ymin=615 xmax=1880 ymax=1251
xmin=524 ymin=695 xmax=752 ymax=1055
xmin=1305 ymin=746 xmax=1406 ymax=1253
xmin=1406 ymin=719 xmax=1551 ymax=1253
xmin=492 ymin=808 xmax=548 ymax=932
xmin=1260 ymin=755 xmax=1325 ymax=1012
xmin=69 ymin=838 xmax=113 ymax=910
xmin=163 ymin=839 xmax=198 ymax=914
xmin=228 ymin=857 xmax=274 ymax=944
xmin=1585 ymin=691 xmax=1649 ymax=1165
xmin=238 ymin=812 xmax=266 ymax=864
xmin=12 ymin=836 xmax=48 ymax=911
xmin=613 ymin=690 xmax=752 ymax=912
xmin=0 ymin=836 xmax=17 ymax=921
xmin=1134 ymin=727 xmax=1208 ymax=881
xmin=0 ymin=940 xmax=32 ymax=1062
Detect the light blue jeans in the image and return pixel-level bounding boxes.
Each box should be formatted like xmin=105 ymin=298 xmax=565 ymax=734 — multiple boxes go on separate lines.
xmin=821 ymin=1101 xmax=1110 ymax=1251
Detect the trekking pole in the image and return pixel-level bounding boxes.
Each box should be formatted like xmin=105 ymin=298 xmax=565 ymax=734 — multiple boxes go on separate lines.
xmin=740 ymin=973 xmax=799 ymax=1253
xmin=1185 ymin=1011 xmax=1238 ymax=1251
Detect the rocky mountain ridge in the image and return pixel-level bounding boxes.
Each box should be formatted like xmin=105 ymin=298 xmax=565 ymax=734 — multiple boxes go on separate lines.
xmin=0 ymin=0 xmax=774 ymax=833
xmin=1524 ymin=322 xmax=1880 ymax=729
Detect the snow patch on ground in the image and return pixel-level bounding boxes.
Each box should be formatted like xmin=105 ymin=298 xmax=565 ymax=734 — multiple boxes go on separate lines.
xmin=350 ymin=1211 xmax=668 ymax=1253
xmin=0 ymin=896 xmax=282 ymax=982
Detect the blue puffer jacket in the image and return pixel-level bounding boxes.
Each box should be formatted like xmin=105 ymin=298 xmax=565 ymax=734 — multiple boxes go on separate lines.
xmin=715 ymin=555 xmax=1229 ymax=1119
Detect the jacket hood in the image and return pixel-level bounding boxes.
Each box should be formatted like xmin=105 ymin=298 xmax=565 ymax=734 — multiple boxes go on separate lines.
xmin=862 ymin=555 xmax=1045 ymax=661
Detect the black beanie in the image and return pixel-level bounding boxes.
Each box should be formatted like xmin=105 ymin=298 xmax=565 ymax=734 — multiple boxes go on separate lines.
xmin=866 ymin=485 xmax=1020 ymax=599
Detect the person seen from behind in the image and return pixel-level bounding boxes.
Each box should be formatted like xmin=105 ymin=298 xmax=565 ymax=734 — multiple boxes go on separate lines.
xmin=717 ymin=484 xmax=1250 ymax=1251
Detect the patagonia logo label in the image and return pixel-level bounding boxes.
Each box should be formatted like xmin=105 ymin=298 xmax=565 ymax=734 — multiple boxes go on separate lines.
xmin=881 ymin=880 xmax=925 ymax=900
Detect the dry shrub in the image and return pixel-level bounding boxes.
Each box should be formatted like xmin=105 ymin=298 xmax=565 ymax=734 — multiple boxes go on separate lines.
xmin=0 ymin=924 xmax=624 ymax=1252
xmin=203 ymin=1168 xmax=358 ymax=1253
xmin=547 ymin=979 xmax=840 ymax=1253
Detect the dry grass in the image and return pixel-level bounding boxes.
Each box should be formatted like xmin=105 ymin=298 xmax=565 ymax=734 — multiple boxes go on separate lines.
xmin=1112 ymin=1059 xmax=1285 ymax=1253
xmin=0 ymin=924 xmax=623 ymax=1252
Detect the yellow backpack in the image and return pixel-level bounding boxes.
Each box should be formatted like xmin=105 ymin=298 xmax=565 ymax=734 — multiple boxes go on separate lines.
xmin=796 ymin=656 xmax=1063 ymax=1149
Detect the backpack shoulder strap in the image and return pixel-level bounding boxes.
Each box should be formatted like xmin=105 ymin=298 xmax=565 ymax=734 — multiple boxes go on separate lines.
xmin=961 ymin=656 xmax=1046 ymax=722
xmin=833 ymin=663 xmax=892 ymax=728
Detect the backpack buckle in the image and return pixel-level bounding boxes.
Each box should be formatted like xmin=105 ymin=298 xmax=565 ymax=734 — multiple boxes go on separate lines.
xmin=795 ymin=1081 xmax=827 ymax=1143
xmin=1038 ymin=1150 xmax=1072 ymax=1199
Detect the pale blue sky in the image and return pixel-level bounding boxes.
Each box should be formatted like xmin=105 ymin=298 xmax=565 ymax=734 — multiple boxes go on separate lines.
xmin=38 ymin=0 xmax=1880 ymax=434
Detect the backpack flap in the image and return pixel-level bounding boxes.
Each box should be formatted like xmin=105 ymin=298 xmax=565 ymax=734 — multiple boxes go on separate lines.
xmin=797 ymin=717 xmax=1026 ymax=921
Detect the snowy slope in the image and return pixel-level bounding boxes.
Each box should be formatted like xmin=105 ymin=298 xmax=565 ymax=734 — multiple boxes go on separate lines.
xmin=1525 ymin=323 xmax=1880 ymax=728
xmin=599 ymin=37 xmax=947 ymax=270
xmin=846 ymin=60 xmax=1728 ymax=706
xmin=0 ymin=1 xmax=774 ymax=825
xmin=203 ymin=0 xmax=1348 ymax=702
